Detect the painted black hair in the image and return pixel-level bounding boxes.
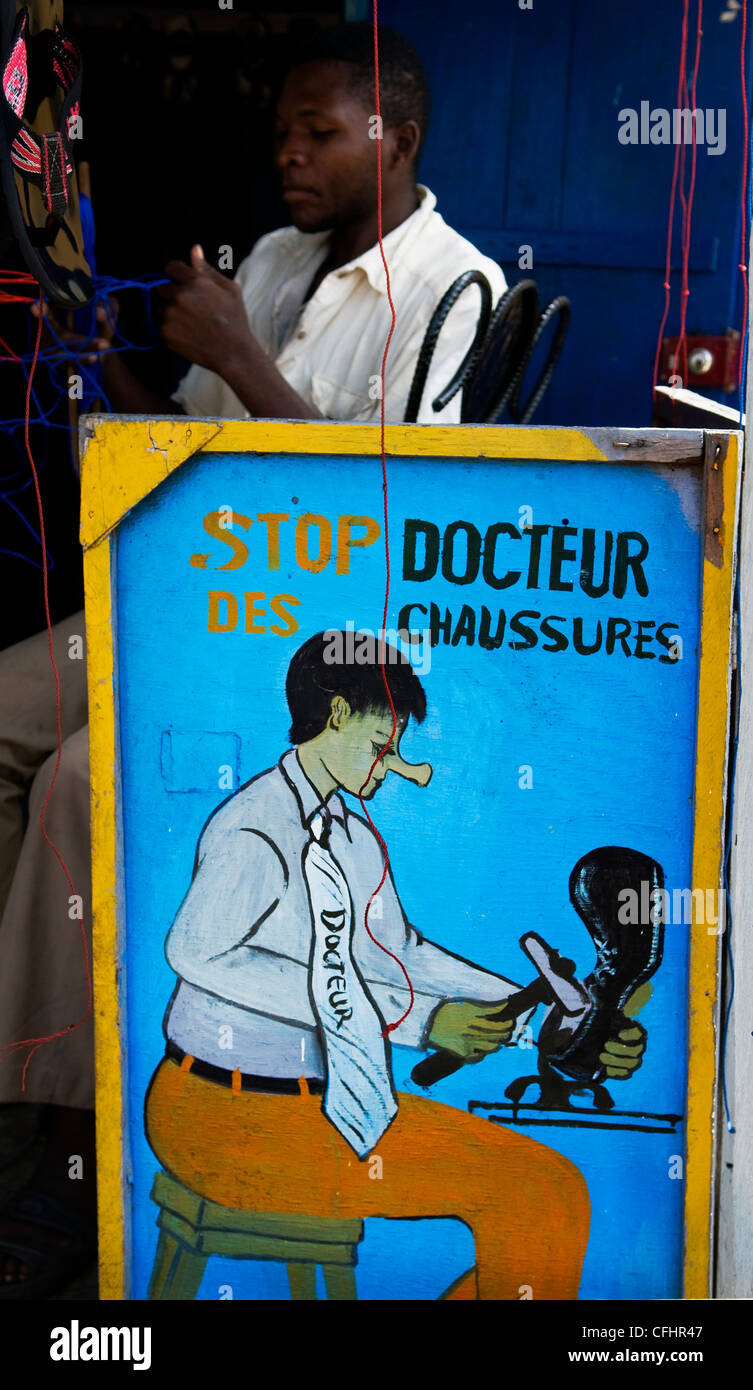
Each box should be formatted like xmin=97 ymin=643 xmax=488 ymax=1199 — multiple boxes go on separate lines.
xmin=284 ymin=22 xmax=431 ymax=161
xmin=286 ymin=630 xmax=427 ymax=744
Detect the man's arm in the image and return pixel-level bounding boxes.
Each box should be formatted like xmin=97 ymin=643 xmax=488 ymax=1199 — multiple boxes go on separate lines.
xmin=160 ymin=246 xmax=323 ymax=420
xmin=368 ymin=924 xmax=524 ymax=1054
xmin=33 ymin=246 xmax=321 ymax=420
xmin=356 ymin=864 xmax=524 ymax=1052
xmin=102 ymin=352 xmax=181 ymax=416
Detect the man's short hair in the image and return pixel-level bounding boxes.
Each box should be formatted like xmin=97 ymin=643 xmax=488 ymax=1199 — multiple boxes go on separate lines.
xmin=286 ymin=630 xmax=427 ymax=744
xmin=285 ymin=22 xmax=431 ymax=161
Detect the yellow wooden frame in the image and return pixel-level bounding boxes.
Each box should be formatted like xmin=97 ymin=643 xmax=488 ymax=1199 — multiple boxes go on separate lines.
xmin=80 ymin=418 xmax=740 ymax=1300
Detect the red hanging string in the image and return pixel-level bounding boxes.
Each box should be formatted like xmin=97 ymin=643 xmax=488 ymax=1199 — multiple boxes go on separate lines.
xmin=652 ymin=1 xmax=711 ymax=411
xmin=357 ymin=1 xmax=414 ymax=1037
xmin=676 ymin=0 xmax=703 ymax=391
xmin=652 ymin=0 xmax=690 ymax=408
xmin=676 ymin=72 xmax=690 ymax=387
xmin=0 ymin=268 xmax=38 ymax=309
xmin=652 ymin=0 xmax=694 ymax=408
xmin=0 ymin=270 xmax=43 ymax=358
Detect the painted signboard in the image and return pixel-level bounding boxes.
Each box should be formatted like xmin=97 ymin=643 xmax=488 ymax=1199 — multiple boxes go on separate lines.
xmin=82 ymin=420 xmax=738 ymax=1301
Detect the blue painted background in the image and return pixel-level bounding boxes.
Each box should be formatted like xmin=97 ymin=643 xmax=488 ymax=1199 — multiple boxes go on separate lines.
xmin=115 ymin=445 xmax=703 ymax=1300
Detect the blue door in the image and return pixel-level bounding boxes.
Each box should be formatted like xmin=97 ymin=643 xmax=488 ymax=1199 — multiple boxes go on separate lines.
xmin=367 ymin=0 xmax=749 ymax=424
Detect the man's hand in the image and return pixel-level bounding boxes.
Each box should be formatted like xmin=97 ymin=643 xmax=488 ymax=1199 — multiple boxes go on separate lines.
xmin=30 ymin=297 xmax=118 ymax=367
xmin=599 ymin=981 xmax=652 ymax=1079
xmin=428 ymin=999 xmax=516 ymax=1063
xmin=159 ymin=245 xmax=255 ymax=376
xmin=158 ymin=242 xmax=321 ymax=420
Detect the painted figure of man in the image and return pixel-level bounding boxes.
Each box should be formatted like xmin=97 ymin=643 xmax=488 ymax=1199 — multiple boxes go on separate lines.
xmin=145 ymin=633 xmax=647 ymax=1299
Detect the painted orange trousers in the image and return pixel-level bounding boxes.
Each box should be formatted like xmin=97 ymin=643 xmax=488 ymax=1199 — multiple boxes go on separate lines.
xmin=145 ymin=1057 xmax=590 ymax=1300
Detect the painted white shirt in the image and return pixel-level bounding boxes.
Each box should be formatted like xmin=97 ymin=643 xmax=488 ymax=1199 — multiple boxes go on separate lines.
xmin=172 ymin=185 xmax=507 ymax=425
xmin=164 ymin=748 xmax=521 ymax=1078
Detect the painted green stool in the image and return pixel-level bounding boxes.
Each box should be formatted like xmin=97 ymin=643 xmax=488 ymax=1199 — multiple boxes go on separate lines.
xmin=147 ymin=1170 xmax=364 ymax=1301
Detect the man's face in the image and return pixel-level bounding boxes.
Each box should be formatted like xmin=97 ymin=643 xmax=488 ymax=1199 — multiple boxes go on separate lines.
xmin=327 ymin=710 xmax=432 ymax=800
xmin=274 ymin=61 xmax=379 ymax=232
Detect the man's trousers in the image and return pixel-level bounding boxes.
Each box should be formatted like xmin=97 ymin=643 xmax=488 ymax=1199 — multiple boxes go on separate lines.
xmin=0 ymin=612 xmax=93 ymax=1107
xmin=145 ymin=1056 xmax=591 ymax=1300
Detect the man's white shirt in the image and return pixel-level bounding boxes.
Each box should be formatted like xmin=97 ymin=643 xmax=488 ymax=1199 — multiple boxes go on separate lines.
xmin=164 ymin=749 xmax=522 ymax=1078
xmin=172 ymin=185 xmax=507 ymax=425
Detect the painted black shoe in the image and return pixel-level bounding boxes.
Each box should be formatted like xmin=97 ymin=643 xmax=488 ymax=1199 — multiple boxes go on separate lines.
xmin=543 ymin=845 xmax=664 ymax=1084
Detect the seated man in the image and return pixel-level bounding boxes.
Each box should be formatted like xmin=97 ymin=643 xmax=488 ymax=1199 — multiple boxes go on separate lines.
xmin=0 ymin=23 xmax=506 ymax=1294
xmin=56 ymin=22 xmax=508 ymax=425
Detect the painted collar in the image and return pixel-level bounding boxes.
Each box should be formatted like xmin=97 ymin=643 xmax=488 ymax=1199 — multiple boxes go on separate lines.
xmin=279 ymin=748 xmax=347 ymax=829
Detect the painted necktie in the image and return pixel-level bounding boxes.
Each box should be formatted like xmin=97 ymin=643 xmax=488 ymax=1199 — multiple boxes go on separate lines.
xmin=303 ymin=810 xmax=397 ymax=1158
